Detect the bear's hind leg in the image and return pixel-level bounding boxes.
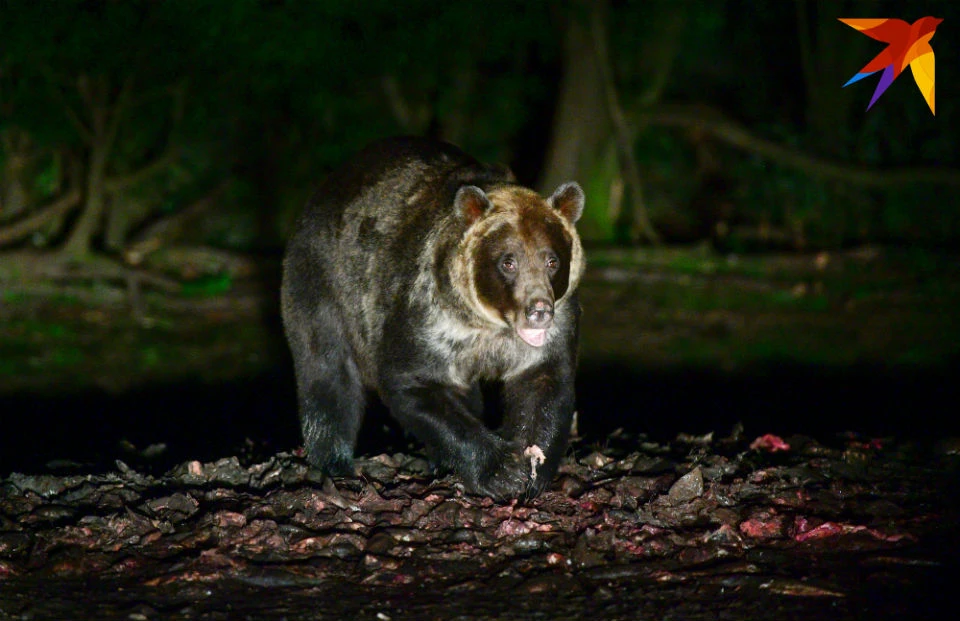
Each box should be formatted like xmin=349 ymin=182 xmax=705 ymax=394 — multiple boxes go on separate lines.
xmin=287 ymin=312 xmax=364 ymax=476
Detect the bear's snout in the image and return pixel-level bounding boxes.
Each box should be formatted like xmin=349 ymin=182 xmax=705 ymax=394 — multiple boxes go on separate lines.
xmin=525 ymin=298 xmax=554 ymax=328
xmin=516 ymin=297 xmax=554 ymax=347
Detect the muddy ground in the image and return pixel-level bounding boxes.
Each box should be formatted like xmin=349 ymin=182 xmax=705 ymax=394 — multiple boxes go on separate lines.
xmin=1 ymin=246 xmax=959 ymax=619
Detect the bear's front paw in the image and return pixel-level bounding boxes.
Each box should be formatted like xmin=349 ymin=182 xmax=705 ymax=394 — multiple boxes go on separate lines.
xmin=473 ymin=449 xmax=534 ymax=501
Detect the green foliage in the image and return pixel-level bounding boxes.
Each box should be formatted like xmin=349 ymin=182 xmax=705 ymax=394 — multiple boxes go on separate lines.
xmin=180 ymin=274 xmax=233 ymax=298
xmin=33 ymin=157 xmax=62 ymax=196
xmin=48 ymin=346 xmax=84 ymax=367
xmin=11 ymin=319 xmax=73 ymax=338
xmin=881 ymin=185 xmax=960 ymax=245
xmin=2 ymin=291 xmax=27 ymax=304
xmin=0 ymin=359 xmax=16 ymax=377
xmin=140 ymin=346 xmax=161 ymax=370
xmin=634 ymin=128 xmax=700 ymax=215
xmin=736 ymin=157 xmax=837 ymax=242
xmin=579 ymin=144 xmax=620 ymax=243
xmin=2 ymin=0 xmax=958 ymax=252
xmin=0 ymin=319 xmax=82 ymax=375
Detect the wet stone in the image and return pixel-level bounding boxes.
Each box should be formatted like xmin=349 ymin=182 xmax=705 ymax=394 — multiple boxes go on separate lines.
xmin=628 ymin=456 xmax=675 ymax=475
xmin=580 ymin=452 xmax=615 ymax=469
xmin=359 ymin=462 xmax=397 ymax=484
xmin=29 ymin=504 xmax=76 ymax=523
xmin=446 ymin=528 xmax=478 ymax=545
xmin=511 ymin=535 xmax=547 ymax=552
xmin=700 ymin=455 xmax=739 ymax=480
xmin=143 ymin=493 xmax=199 ymax=522
xmin=519 ymin=571 xmax=578 ymax=594
xmin=6 ymin=474 xmax=88 ymax=498
xmin=558 ymin=475 xmax=588 ymax=498
xmin=324 ymin=540 xmax=362 ymax=560
xmin=365 ymin=531 xmax=397 ymax=555
xmin=704 ymin=523 xmax=744 ymax=545
xmin=666 ymin=466 xmax=704 ymax=504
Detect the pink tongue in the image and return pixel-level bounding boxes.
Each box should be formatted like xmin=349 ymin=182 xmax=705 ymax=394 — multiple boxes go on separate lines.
xmin=517 ymin=328 xmax=547 ymax=347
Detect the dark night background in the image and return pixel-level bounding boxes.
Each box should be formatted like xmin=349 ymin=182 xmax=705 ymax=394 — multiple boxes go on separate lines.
xmin=1 ymin=0 xmax=959 ymax=475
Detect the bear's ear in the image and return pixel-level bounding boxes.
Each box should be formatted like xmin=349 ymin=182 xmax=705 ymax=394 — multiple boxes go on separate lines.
xmin=548 ymin=182 xmax=584 ymax=224
xmin=455 ymin=185 xmax=492 ymax=226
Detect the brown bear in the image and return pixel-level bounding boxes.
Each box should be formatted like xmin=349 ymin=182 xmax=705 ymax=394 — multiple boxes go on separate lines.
xmin=281 ymin=137 xmax=585 ymax=500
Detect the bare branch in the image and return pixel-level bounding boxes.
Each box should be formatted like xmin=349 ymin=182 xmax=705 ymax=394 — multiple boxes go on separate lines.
xmin=588 ymin=2 xmax=661 ymax=244
xmin=38 ymin=65 xmax=93 ymax=143
xmin=103 ymin=74 xmax=136 ymax=156
xmin=0 ymin=250 xmax=181 ymax=293
xmin=636 ymin=8 xmax=686 ymax=108
xmin=103 ymin=144 xmax=179 ymax=195
xmin=0 ymin=190 xmax=81 ymax=248
xmin=124 ymin=182 xmax=228 ymax=264
xmin=636 ymin=104 xmax=960 ymax=188
xmin=103 ymin=80 xmax=184 ymax=195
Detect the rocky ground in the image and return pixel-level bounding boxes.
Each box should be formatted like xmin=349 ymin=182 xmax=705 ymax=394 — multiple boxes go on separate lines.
xmin=2 ymin=429 xmax=958 ymax=620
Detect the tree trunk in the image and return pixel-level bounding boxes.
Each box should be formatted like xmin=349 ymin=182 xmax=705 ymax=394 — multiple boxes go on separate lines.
xmin=538 ymin=3 xmax=614 ymax=242
xmin=105 ymin=191 xmax=152 ymax=252
xmin=1 ymin=129 xmax=34 ymax=220
xmin=588 ymin=1 xmax=660 ymax=245
xmin=57 ymin=74 xmax=138 ymax=259
xmin=1 ymin=162 xmax=29 ymax=221
xmin=61 ymin=146 xmax=107 ymax=259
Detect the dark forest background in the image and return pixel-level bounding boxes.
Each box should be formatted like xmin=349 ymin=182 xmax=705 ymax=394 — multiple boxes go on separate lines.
xmin=2 ymin=0 xmax=958 ymax=262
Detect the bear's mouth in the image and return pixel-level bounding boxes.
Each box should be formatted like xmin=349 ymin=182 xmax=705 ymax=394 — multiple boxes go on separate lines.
xmin=516 ymin=327 xmax=547 ymax=347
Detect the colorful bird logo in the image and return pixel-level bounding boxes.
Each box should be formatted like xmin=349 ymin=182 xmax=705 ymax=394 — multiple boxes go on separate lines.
xmin=839 ymin=17 xmax=942 ymax=115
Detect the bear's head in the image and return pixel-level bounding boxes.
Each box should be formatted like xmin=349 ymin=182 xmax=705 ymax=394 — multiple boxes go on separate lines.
xmin=452 ymin=182 xmax=585 ymax=347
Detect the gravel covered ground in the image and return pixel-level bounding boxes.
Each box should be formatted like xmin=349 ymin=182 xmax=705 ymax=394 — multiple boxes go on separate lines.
xmin=2 ymin=429 xmax=957 ymax=620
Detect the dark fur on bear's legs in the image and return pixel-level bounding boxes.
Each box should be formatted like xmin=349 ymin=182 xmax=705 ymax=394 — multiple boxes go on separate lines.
xmin=290 ymin=321 xmax=364 ymax=476
xmin=381 ymin=375 xmax=529 ymax=500
xmin=501 ymin=354 xmax=578 ymax=499
xmin=281 ymin=256 xmax=364 ymax=476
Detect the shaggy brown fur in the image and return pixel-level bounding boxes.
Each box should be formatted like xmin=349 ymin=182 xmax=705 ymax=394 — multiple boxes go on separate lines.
xmin=281 ymin=137 xmax=584 ymax=500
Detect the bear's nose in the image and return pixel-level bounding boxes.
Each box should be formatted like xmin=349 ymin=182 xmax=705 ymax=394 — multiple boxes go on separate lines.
xmin=525 ymin=298 xmax=554 ymax=327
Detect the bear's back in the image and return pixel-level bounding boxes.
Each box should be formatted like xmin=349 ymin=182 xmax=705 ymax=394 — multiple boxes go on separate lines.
xmin=287 ymin=138 xmax=515 ymax=387
xmin=296 ymin=137 xmax=511 ymax=240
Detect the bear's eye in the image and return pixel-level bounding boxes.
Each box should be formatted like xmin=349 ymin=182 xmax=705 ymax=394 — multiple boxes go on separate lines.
xmin=499 ymin=255 xmax=517 ymax=275
xmin=546 ymin=254 xmax=559 ymax=272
